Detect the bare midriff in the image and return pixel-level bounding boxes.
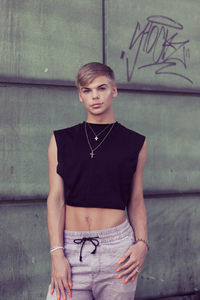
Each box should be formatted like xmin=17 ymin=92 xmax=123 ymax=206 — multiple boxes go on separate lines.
xmin=65 ymin=205 xmax=126 ymax=231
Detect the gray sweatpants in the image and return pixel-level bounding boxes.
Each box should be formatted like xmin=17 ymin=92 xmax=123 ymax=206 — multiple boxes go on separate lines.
xmin=46 ymin=219 xmax=138 ymax=299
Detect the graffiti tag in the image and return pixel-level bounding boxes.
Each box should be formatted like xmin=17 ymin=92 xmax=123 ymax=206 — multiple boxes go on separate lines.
xmin=120 ymin=15 xmax=193 ymax=84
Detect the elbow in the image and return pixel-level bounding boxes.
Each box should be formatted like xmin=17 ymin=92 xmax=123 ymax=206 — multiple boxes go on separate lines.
xmin=47 ymin=192 xmax=65 ymax=208
xmin=128 ymin=195 xmax=145 ymax=211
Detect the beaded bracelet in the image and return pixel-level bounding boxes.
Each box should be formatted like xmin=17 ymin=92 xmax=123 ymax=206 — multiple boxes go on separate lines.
xmin=134 ymin=238 xmax=150 ymax=251
xmin=50 ymin=246 xmax=64 ymax=253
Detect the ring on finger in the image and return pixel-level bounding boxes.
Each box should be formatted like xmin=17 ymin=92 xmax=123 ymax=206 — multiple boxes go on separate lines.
xmin=136 ymin=267 xmax=139 ymax=273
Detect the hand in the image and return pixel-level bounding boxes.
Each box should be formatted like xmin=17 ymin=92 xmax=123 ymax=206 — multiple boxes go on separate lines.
xmin=115 ymin=241 xmax=148 ymax=284
xmin=50 ymin=250 xmax=72 ymax=299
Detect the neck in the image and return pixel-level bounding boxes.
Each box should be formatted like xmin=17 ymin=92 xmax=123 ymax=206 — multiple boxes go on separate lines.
xmin=86 ymin=114 xmax=115 ymax=124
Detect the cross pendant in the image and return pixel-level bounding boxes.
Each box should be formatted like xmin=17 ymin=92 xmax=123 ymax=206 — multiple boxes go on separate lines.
xmin=94 ymin=136 xmax=98 ymax=141
xmin=90 ymin=151 xmax=95 ymax=158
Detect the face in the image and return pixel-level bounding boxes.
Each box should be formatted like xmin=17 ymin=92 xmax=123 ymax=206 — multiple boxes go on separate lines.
xmin=79 ymin=75 xmax=118 ymax=118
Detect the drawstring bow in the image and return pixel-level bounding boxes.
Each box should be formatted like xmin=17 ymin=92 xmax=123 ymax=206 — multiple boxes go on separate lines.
xmin=73 ymin=236 xmax=100 ymax=262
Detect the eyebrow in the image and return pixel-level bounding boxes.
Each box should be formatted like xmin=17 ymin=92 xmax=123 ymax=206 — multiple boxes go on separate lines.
xmin=98 ymin=84 xmax=108 ymax=88
xmin=80 ymin=83 xmax=108 ymax=91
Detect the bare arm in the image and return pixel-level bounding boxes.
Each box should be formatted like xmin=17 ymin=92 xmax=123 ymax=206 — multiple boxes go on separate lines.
xmin=47 ymin=135 xmax=65 ymax=249
xmin=47 ymin=135 xmax=72 ymax=299
xmin=127 ymin=139 xmax=148 ymax=244
xmin=115 ymin=140 xmax=148 ymax=283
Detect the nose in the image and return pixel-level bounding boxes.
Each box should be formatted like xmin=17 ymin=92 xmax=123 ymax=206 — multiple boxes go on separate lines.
xmin=92 ymin=89 xmax=99 ymax=100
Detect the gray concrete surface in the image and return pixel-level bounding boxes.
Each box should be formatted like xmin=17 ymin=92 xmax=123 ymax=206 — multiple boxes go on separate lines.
xmin=136 ymin=195 xmax=200 ymax=299
xmin=0 ymin=202 xmax=49 ymax=299
xmin=0 ymin=0 xmax=102 ymax=83
xmin=105 ymin=0 xmax=200 ymax=92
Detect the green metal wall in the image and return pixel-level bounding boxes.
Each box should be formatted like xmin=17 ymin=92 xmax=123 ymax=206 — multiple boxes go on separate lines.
xmin=0 ymin=1 xmax=199 ymax=299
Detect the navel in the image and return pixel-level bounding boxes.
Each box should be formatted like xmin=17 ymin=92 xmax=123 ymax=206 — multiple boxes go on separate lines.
xmin=85 ymin=216 xmax=91 ymax=230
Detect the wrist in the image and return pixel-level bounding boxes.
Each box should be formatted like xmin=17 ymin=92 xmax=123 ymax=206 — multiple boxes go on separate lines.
xmin=134 ymin=238 xmax=149 ymax=252
xmin=50 ymin=245 xmax=64 ymax=253
xmin=50 ymin=246 xmax=64 ymax=257
xmin=50 ymin=248 xmax=65 ymax=259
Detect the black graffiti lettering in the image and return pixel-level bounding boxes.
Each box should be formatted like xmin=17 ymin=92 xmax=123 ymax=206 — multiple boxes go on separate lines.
xmin=145 ymin=25 xmax=160 ymax=54
xmin=121 ymin=15 xmax=193 ymax=84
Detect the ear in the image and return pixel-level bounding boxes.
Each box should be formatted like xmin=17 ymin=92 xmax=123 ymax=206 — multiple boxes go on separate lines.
xmin=79 ymin=91 xmax=83 ymax=103
xmin=112 ymin=84 xmax=118 ymax=98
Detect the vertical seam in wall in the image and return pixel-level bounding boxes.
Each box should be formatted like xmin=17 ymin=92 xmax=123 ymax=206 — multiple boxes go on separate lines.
xmin=102 ymin=0 xmax=106 ymax=64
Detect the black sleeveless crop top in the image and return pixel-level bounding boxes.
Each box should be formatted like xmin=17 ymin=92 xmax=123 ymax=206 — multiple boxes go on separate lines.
xmin=54 ymin=122 xmax=145 ymax=210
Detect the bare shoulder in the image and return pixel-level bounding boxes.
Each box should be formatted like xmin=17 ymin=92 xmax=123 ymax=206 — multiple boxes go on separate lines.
xmin=48 ymin=134 xmax=56 ymax=149
xmin=138 ymin=139 xmax=147 ymax=162
xmin=48 ymin=134 xmax=57 ymax=162
xmin=48 ymin=134 xmax=64 ymax=196
xmin=137 ymin=139 xmax=147 ymax=168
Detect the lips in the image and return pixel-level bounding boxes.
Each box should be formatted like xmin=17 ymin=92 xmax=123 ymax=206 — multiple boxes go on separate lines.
xmin=91 ymin=103 xmax=102 ymax=108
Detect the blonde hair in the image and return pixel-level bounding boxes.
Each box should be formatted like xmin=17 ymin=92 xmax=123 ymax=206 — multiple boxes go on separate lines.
xmin=76 ymin=62 xmax=115 ymax=89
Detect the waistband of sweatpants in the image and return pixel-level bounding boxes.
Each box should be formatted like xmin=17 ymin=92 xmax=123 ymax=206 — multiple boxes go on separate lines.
xmin=63 ymin=218 xmax=134 ymax=244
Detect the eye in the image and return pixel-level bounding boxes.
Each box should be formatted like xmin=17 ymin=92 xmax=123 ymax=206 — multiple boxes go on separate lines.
xmin=82 ymin=89 xmax=90 ymax=94
xmin=99 ymin=86 xmax=106 ymax=91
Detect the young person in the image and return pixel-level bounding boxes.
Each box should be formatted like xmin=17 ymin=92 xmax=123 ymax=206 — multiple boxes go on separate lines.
xmin=46 ymin=62 xmax=148 ymax=300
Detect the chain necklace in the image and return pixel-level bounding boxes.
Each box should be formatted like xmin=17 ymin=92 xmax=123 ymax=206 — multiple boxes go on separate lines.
xmin=87 ymin=122 xmax=111 ymax=141
xmin=84 ymin=122 xmax=115 ymax=158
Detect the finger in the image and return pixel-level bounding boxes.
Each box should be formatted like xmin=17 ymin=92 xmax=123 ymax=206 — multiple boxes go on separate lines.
xmin=117 ymin=249 xmax=131 ymax=265
xmin=57 ymin=279 xmax=67 ymax=300
xmin=123 ymin=267 xmax=141 ymax=284
xmin=115 ymin=264 xmax=135 ymax=279
xmin=116 ymin=257 xmax=137 ymax=272
xmin=123 ymin=272 xmax=135 ymax=284
xmin=130 ymin=276 xmax=136 ymax=282
xmin=69 ymin=281 xmax=73 ymax=290
xmin=54 ymin=280 xmax=60 ymax=300
xmin=67 ymin=268 xmax=73 ymax=298
xmin=62 ymin=278 xmax=71 ymax=299
xmin=67 ymin=268 xmax=72 ymax=290
xmin=61 ymin=262 xmax=72 ymax=298
xmin=50 ymin=278 xmax=55 ymax=295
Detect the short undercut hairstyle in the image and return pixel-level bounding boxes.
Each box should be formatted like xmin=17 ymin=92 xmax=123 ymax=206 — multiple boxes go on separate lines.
xmin=76 ymin=62 xmax=115 ymax=89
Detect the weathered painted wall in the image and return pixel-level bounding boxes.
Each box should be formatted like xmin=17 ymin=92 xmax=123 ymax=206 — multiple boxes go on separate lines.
xmin=105 ymin=0 xmax=200 ymax=92
xmin=0 ymin=85 xmax=85 ymax=199
xmin=0 ymin=202 xmax=49 ymax=300
xmin=0 ymin=1 xmax=199 ymax=300
xmin=138 ymin=195 xmax=200 ymax=299
xmin=0 ymin=0 xmax=102 ymax=84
